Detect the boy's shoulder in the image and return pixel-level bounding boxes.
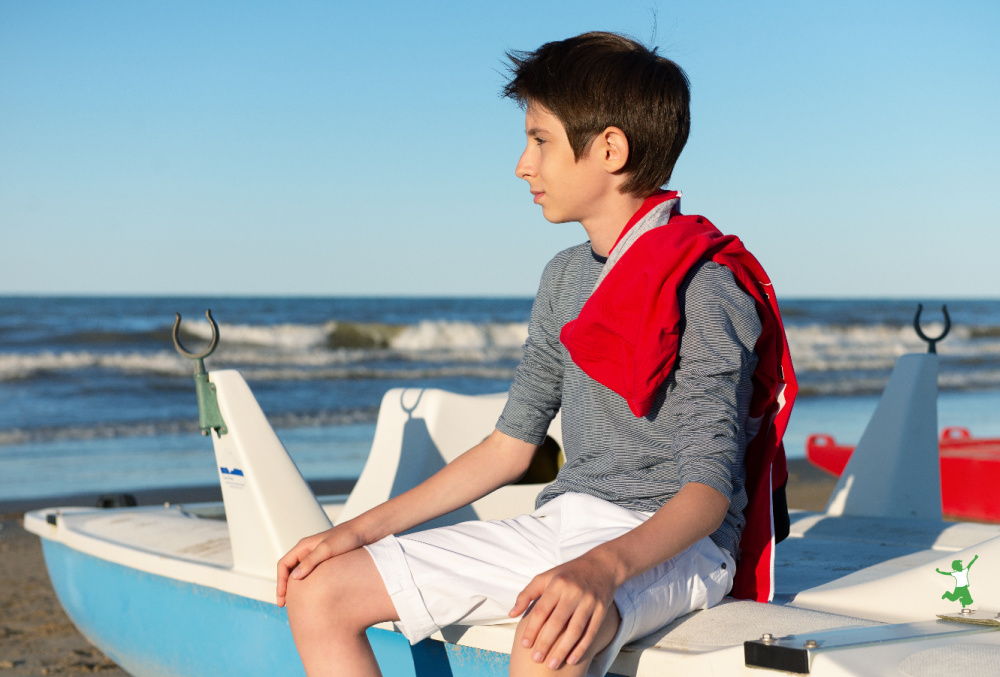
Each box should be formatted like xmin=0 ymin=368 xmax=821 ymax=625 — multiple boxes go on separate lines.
xmin=545 ymin=241 xmax=610 ymax=272
xmin=680 ymin=261 xmax=762 ymax=346
xmin=532 ymin=242 xmax=587 ymax=282
xmin=546 ymin=242 xmax=593 ymax=266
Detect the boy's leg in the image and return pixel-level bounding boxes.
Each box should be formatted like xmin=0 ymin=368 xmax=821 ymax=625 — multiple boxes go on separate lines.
xmin=509 ymin=603 xmax=621 ymax=677
xmin=285 ymin=547 xmax=398 ymax=677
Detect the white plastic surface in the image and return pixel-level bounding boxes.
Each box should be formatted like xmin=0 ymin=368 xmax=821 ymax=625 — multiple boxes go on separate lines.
xmin=825 ymin=354 xmax=942 ymax=520
xmin=337 ymin=388 xmax=562 ymax=527
xmin=792 ymin=533 xmax=1000 ymax=623
xmin=209 ymin=369 xmax=332 ymax=577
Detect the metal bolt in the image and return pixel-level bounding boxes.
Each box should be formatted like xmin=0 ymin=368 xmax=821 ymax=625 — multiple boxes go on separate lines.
xmin=961 ymin=608 xmax=973 ymax=615
xmin=804 ymin=640 xmax=819 ymax=649
xmin=761 ymin=633 xmax=773 ymax=643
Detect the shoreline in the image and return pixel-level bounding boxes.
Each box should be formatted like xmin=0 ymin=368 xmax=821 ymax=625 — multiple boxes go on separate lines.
xmin=0 ymin=477 xmax=357 ymax=519
xmin=1 ymin=461 xmax=835 ymax=518
xmin=0 ymin=461 xmax=837 ymax=674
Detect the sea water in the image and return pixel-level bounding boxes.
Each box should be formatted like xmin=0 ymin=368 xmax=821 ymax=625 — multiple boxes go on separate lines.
xmin=2 ymin=296 xmax=999 ymax=502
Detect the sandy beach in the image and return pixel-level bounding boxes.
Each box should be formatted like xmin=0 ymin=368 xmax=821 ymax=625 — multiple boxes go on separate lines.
xmin=0 ymin=463 xmax=836 ymax=675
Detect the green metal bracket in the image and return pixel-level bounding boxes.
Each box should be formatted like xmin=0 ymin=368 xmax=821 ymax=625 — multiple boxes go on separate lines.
xmin=172 ymin=310 xmax=228 ymax=436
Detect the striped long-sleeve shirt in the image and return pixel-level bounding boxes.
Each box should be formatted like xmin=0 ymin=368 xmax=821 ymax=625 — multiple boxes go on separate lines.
xmin=496 ymin=243 xmax=761 ymax=556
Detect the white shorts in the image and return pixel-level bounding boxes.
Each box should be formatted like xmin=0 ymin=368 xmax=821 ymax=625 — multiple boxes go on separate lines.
xmin=364 ymin=492 xmax=735 ymax=677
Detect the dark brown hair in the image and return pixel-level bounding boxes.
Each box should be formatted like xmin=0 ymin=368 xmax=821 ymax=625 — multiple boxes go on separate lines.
xmin=502 ymin=32 xmax=690 ymax=197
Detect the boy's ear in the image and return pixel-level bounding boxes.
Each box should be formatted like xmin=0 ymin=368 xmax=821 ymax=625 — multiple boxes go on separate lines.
xmin=594 ymin=126 xmax=630 ymax=174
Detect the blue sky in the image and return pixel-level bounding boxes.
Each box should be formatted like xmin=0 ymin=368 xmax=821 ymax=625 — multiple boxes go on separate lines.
xmin=2 ymin=1 xmax=997 ymax=298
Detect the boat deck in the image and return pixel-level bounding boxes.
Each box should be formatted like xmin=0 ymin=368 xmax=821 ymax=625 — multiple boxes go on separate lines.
xmin=28 ymin=501 xmax=1000 ymax=675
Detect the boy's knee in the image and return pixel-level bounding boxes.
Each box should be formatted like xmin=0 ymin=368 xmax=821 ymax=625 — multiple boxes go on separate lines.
xmin=285 ymin=549 xmax=397 ymax=632
xmin=285 ymin=557 xmax=353 ymax=620
xmin=510 ymin=602 xmax=621 ymax=675
xmin=285 ymin=564 xmax=325 ymax=610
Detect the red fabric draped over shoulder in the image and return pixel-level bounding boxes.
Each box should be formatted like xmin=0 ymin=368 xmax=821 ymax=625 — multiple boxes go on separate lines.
xmin=559 ymin=200 xmax=797 ymax=602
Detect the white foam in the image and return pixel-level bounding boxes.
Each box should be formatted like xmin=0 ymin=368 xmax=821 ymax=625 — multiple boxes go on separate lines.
xmin=785 ymin=324 xmax=1000 ymax=373
xmin=0 ymin=351 xmax=189 ymax=381
xmin=184 ymin=320 xmax=328 ymax=351
xmin=390 ymin=320 xmax=528 ymax=351
xmin=5 ymin=320 xmax=999 ymax=395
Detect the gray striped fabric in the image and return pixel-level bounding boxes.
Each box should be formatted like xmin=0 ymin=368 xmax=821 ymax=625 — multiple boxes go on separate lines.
xmin=496 ymin=243 xmax=761 ymax=556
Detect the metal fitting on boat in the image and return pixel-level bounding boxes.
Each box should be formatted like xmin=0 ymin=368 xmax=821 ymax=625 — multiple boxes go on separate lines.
xmin=803 ymin=639 xmax=819 ymax=648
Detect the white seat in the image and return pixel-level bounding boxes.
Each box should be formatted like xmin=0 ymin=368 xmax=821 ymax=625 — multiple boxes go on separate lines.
xmin=337 ymin=388 xmax=563 ymax=529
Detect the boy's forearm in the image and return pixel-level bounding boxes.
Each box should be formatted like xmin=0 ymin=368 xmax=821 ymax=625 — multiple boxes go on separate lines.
xmin=346 ymin=429 xmax=538 ymax=544
xmin=587 ymin=482 xmax=730 ymax=587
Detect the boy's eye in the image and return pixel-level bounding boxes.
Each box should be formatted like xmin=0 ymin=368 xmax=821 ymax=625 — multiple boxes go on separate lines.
xmin=534 ymin=137 xmax=546 ymax=146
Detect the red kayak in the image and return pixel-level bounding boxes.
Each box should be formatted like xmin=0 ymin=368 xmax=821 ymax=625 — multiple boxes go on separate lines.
xmin=806 ymin=428 xmax=1000 ymax=522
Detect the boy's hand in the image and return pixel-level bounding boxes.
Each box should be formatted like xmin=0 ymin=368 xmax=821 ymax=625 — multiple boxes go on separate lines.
xmin=276 ymin=525 xmax=365 ymax=607
xmin=509 ymin=551 xmax=621 ymax=670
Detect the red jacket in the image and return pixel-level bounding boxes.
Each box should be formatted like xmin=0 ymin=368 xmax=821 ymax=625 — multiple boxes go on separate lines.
xmin=560 ymin=192 xmax=797 ymax=602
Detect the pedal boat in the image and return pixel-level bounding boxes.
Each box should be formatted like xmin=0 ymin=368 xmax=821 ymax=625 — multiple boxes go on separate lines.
xmin=807 ymin=429 xmax=1000 ymax=523
xmin=24 ymin=318 xmax=1000 ymax=676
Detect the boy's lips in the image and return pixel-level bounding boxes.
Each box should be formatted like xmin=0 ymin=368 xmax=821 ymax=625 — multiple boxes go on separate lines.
xmin=531 ymin=191 xmax=544 ymax=203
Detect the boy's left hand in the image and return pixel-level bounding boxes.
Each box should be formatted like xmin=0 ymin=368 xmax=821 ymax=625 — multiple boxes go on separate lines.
xmin=509 ymin=551 xmax=620 ymax=670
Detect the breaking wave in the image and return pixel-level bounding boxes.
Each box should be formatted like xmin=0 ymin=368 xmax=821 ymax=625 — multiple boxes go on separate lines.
xmin=178 ymin=318 xmax=529 ymax=352
xmin=4 ymin=317 xmax=999 ymax=392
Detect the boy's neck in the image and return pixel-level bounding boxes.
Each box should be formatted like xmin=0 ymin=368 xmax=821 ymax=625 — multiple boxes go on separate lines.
xmin=581 ymin=194 xmax=647 ymax=257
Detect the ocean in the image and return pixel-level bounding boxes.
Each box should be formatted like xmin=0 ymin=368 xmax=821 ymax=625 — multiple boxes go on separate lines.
xmin=2 ymin=296 xmax=999 ymax=504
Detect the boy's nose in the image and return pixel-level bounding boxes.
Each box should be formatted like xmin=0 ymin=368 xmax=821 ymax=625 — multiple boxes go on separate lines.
xmin=515 ymin=150 xmax=534 ymax=180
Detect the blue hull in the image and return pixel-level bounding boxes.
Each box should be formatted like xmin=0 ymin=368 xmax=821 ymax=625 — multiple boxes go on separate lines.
xmin=41 ymin=540 xmax=513 ymax=677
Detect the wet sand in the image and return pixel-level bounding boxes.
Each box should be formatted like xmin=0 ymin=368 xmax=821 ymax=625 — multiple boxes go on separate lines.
xmin=0 ymin=463 xmax=836 ymax=675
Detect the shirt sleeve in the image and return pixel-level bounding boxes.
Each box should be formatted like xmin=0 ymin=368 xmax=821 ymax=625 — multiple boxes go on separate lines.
xmin=665 ymin=261 xmax=762 ymax=500
xmin=495 ymin=253 xmax=568 ymax=445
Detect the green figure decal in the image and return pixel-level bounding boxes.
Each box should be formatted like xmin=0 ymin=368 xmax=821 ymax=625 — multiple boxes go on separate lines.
xmin=937 ymin=554 xmax=978 ymax=608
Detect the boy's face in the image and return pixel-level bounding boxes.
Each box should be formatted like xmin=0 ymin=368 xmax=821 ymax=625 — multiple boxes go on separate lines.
xmin=515 ymin=105 xmax=611 ymax=225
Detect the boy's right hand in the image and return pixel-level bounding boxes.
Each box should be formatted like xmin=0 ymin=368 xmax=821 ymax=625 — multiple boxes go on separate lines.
xmin=276 ymin=524 xmax=366 ymax=607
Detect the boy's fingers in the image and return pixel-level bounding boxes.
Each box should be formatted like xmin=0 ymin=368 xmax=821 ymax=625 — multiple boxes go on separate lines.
xmin=531 ymin=607 xmax=573 ymax=665
xmin=533 ymin=597 xmax=590 ymax=667
xmin=510 ymin=576 xmax=545 ymax=618
xmin=275 ymin=552 xmax=305 ymax=602
xmin=520 ymin=587 xmax=559 ymax=648
xmin=565 ymin=606 xmax=604 ymax=666
xmin=542 ymin=607 xmax=592 ymax=669
xmin=290 ymin=543 xmax=329 ymax=580
xmin=274 ymin=533 xmax=327 ymax=603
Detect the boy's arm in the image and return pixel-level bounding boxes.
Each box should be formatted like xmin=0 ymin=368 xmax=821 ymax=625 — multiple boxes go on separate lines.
xmin=510 ymin=481 xmax=728 ymax=669
xmin=276 ymin=429 xmax=537 ymax=606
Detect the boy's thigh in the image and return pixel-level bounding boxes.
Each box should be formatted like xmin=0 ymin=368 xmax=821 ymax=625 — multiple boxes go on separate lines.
xmin=366 ymin=512 xmax=560 ymax=639
xmin=364 ymin=494 xmax=646 ymax=642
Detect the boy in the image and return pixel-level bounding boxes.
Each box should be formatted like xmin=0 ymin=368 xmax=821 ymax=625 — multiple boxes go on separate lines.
xmin=277 ymin=31 xmax=795 ymax=677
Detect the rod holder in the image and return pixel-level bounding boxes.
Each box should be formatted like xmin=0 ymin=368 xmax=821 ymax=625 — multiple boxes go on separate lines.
xmin=173 ymin=310 xmax=227 ymax=436
xmin=913 ymin=304 xmax=950 ymax=354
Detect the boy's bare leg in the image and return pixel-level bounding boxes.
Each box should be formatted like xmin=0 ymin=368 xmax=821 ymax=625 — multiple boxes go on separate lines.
xmin=285 ymin=547 xmax=398 ymax=677
xmin=509 ymin=603 xmax=621 ymax=676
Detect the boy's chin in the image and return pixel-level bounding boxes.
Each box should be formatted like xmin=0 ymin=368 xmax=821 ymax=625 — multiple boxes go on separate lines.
xmin=539 ymin=207 xmax=576 ymax=225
